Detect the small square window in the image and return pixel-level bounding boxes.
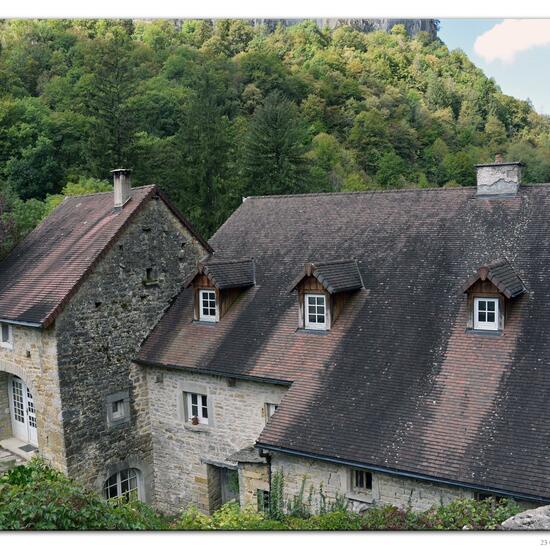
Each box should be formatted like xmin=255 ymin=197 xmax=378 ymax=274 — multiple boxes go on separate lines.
xmin=351 ymin=469 xmax=372 ymax=492
xmin=106 ymin=391 xmax=130 ymax=428
xmin=187 ymin=392 xmax=209 ymax=425
xmin=474 ymin=297 xmax=499 ymax=331
xmin=0 ymin=323 xmax=13 ymax=349
xmin=304 ymin=293 xmax=327 ymax=330
xmin=144 ymin=266 xmax=158 ymax=285
xmin=199 ymin=289 xmax=217 ymax=322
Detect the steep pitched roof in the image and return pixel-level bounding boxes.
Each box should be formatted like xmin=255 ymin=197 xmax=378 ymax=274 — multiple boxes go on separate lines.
xmin=138 ymin=184 xmax=550 ymax=502
xmin=463 ymin=258 xmax=527 ymax=299
xmin=187 ymin=258 xmax=255 ymax=290
xmin=289 ymin=259 xmax=363 ymax=294
xmin=0 ymin=186 xmax=211 ymax=327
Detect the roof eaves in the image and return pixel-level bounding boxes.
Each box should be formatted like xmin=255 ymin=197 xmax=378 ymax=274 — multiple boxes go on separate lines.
xmin=255 ymin=443 xmax=550 ymax=504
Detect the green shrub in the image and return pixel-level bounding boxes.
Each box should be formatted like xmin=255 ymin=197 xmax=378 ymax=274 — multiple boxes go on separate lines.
xmin=0 ymin=460 xmax=522 ymax=531
xmin=0 ymin=458 xmax=168 ymax=530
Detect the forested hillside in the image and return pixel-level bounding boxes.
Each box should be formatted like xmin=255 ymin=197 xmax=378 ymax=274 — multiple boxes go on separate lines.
xmin=1 ymin=19 xmax=550 ymax=255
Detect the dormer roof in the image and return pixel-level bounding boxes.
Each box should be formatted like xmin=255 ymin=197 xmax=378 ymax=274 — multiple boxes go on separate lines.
xmin=187 ymin=258 xmax=255 ymax=290
xmin=463 ymin=258 xmax=526 ymax=299
xmin=289 ymin=259 xmax=363 ymax=294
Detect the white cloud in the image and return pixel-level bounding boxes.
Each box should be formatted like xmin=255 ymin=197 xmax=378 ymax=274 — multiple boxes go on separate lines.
xmin=474 ymin=19 xmax=550 ymax=63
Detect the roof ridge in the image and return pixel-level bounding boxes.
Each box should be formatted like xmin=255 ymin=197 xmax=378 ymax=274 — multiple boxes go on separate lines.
xmin=204 ymin=257 xmax=253 ymax=265
xmin=243 ymin=182 xmax=550 ymax=201
xmin=63 ymin=184 xmax=156 ymax=200
xmin=313 ymin=258 xmax=357 ymax=267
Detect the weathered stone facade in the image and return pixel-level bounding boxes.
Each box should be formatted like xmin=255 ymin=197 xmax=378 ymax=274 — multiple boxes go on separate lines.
xmin=51 ymin=198 xmax=207 ymax=500
xmin=141 ymin=366 xmax=287 ymax=513
xmin=0 ymin=325 xmax=64 ymax=469
xmin=267 ymin=453 xmax=475 ymax=513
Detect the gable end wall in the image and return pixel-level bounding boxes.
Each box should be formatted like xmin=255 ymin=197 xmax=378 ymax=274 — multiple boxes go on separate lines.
xmin=54 ymin=197 xmax=207 ymax=499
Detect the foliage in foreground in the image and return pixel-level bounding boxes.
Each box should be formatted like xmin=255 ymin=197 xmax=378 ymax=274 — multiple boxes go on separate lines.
xmin=0 ymin=459 xmax=167 ymax=530
xmin=0 ymin=459 xmax=521 ymax=530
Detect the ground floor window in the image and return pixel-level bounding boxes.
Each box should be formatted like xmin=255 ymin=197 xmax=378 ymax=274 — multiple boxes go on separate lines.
xmin=104 ymin=468 xmax=142 ymax=502
xmin=351 ymin=468 xmax=373 ymax=492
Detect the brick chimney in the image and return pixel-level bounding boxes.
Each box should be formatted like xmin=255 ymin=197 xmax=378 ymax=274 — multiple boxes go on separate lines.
xmin=475 ymin=155 xmax=523 ymax=197
xmin=111 ymin=168 xmax=132 ymax=208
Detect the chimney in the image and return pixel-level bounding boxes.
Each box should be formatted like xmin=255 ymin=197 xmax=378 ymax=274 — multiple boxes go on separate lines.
xmin=475 ymin=155 xmax=523 ymax=197
xmin=111 ymin=168 xmax=132 ymax=208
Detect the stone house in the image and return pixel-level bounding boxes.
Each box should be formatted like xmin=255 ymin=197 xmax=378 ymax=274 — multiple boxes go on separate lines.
xmin=2 ymin=158 xmax=550 ymax=516
xmin=134 ymin=158 xmax=550 ymax=514
xmin=0 ymin=169 xmax=210 ymax=501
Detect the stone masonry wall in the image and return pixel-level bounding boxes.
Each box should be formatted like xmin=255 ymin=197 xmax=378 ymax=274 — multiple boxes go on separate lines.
xmin=239 ymin=462 xmax=270 ymax=509
xmin=55 ymin=197 xmax=207 ymax=501
xmin=0 ymin=325 xmax=64 ymax=469
xmin=143 ymin=366 xmax=287 ymax=514
xmin=270 ymin=453 xmax=475 ymax=513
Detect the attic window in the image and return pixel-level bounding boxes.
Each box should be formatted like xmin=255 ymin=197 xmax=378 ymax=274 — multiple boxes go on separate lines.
xmin=304 ymin=293 xmax=327 ymax=330
xmin=199 ymin=289 xmax=218 ymax=322
xmin=474 ymin=298 xmax=499 ymax=331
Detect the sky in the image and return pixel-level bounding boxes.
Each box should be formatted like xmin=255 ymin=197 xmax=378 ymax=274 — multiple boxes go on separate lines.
xmin=439 ymin=19 xmax=550 ymax=115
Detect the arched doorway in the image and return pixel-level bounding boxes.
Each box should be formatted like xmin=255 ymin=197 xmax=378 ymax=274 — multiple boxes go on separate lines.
xmin=8 ymin=375 xmax=37 ymax=447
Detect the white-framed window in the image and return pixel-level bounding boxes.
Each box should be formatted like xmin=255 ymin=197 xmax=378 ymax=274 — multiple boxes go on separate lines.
xmin=304 ymin=293 xmax=327 ymax=330
xmin=351 ymin=469 xmax=372 ymax=492
xmin=104 ymin=468 xmax=142 ymax=502
xmin=0 ymin=322 xmax=13 ymax=349
xmin=199 ymin=289 xmax=218 ymax=322
xmin=187 ymin=392 xmax=209 ymax=425
xmin=265 ymin=403 xmax=278 ymax=423
xmin=474 ymin=297 xmax=499 ymax=331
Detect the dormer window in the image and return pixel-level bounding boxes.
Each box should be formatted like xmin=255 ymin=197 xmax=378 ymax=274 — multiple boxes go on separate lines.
xmin=463 ymin=259 xmax=526 ymax=334
xmin=474 ymin=298 xmax=499 ymax=331
xmin=289 ymin=260 xmax=363 ymax=332
xmin=187 ymin=258 xmax=255 ymax=323
xmin=304 ymin=293 xmax=327 ymax=330
xmin=199 ymin=289 xmax=218 ymax=322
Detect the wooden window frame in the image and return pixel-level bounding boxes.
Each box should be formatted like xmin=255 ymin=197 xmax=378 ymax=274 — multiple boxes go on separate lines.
xmin=198 ymin=288 xmax=218 ymax=323
xmin=104 ymin=468 xmax=142 ymax=502
xmin=186 ymin=392 xmax=209 ymax=425
xmin=304 ymin=293 xmax=329 ymax=331
xmin=473 ymin=297 xmax=499 ymax=331
xmin=351 ymin=468 xmax=373 ymax=492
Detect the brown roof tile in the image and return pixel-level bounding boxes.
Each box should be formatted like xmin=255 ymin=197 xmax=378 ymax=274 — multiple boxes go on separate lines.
xmin=0 ymin=186 xmax=211 ymax=326
xmin=138 ymin=184 xmax=550 ymax=501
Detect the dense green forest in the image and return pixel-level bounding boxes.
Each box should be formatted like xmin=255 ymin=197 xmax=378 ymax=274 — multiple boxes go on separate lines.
xmin=1 ymin=18 xmax=550 ymax=256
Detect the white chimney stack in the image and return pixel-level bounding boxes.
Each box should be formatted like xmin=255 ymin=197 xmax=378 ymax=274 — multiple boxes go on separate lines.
xmin=111 ymin=168 xmax=132 ymax=208
xmin=475 ymin=155 xmax=523 ymax=197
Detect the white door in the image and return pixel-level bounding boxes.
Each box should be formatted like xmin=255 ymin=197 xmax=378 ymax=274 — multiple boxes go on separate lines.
xmin=9 ymin=376 xmax=38 ymax=446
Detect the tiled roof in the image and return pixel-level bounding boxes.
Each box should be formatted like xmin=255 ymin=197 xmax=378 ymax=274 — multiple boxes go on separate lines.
xmin=464 ymin=259 xmax=526 ymax=299
xmin=138 ymin=184 xmax=550 ymax=501
xmin=189 ymin=258 xmax=255 ymax=290
xmin=0 ymin=186 xmax=211 ymax=327
xmin=289 ymin=259 xmax=363 ymax=294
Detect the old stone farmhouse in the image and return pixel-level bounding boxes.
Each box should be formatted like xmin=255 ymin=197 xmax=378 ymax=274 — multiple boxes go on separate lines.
xmin=1 ymin=159 xmax=549 ymax=514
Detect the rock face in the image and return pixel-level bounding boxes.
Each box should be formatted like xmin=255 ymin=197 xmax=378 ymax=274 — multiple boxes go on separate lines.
xmin=501 ymin=505 xmax=550 ymax=530
xmin=250 ymin=18 xmax=438 ymax=39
